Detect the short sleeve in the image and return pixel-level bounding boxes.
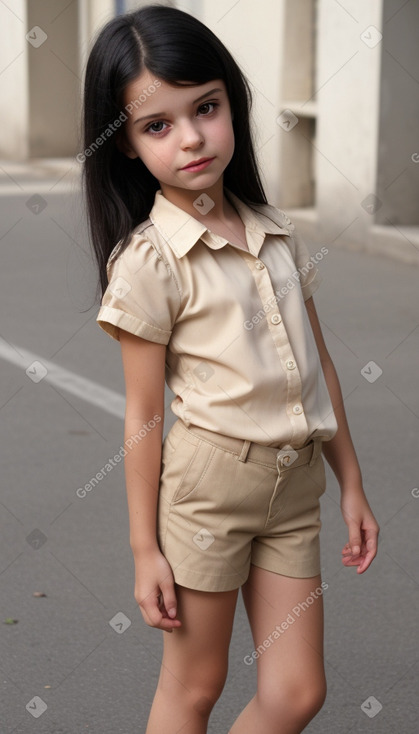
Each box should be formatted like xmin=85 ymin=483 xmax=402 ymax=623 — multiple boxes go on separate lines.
xmin=96 ymin=233 xmax=181 ymax=344
xmin=289 ymin=227 xmax=322 ymax=301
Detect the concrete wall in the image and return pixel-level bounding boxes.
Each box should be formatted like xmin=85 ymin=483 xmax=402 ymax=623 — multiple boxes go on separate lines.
xmin=315 ymin=0 xmax=383 ymax=245
xmin=0 ymin=1 xmax=28 ymax=160
xmin=277 ymin=0 xmax=316 ymax=209
xmin=375 ymin=0 xmax=419 ymax=226
xmin=79 ymin=0 xmax=114 ymax=74
xmin=26 ymin=0 xmax=80 ymax=157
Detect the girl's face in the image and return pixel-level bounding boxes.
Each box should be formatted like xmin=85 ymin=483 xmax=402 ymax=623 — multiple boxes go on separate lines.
xmin=119 ymin=70 xmax=235 ymax=197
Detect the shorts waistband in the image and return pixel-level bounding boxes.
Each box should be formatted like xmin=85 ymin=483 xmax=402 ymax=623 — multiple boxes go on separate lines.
xmin=172 ymin=420 xmax=323 ymax=470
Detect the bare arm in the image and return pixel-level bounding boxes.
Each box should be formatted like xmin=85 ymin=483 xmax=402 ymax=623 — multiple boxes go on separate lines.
xmin=119 ymin=328 xmax=181 ymax=630
xmin=120 ymin=329 xmax=165 ymax=553
xmin=305 ymin=297 xmax=380 ymax=573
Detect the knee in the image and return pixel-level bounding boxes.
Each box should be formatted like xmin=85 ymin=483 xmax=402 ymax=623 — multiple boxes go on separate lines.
xmin=189 ymin=690 xmax=220 ymax=719
xmin=288 ymin=675 xmax=327 ymax=718
xmin=186 ymin=675 xmax=226 ymax=718
xmin=162 ymin=663 xmax=227 ymax=719
xmin=260 ymin=675 xmax=327 ymax=724
xmin=298 ymin=677 xmax=327 ymax=719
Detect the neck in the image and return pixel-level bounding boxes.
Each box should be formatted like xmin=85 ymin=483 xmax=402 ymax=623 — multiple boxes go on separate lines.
xmin=159 ymin=178 xmax=228 ymax=220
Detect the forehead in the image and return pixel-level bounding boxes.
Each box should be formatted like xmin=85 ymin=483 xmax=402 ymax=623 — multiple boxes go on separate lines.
xmin=122 ymin=71 xmax=227 ymax=112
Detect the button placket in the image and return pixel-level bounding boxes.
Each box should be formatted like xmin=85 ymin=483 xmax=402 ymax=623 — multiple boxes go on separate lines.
xmin=242 ymin=250 xmax=308 ymax=445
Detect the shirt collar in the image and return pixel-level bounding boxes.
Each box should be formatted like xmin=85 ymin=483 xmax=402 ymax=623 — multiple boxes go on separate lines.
xmin=148 ymin=187 xmax=292 ymax=259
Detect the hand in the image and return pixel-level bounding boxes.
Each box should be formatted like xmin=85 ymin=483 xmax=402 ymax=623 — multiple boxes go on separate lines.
xmin=133 ymin=548 xmax=182 ymax=632
xmin=340 ymin=490 xmax=379 ymax=574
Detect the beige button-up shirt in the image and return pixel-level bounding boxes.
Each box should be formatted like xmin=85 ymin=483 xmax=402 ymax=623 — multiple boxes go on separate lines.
xmin=97 ymin=188 xmax=338 ymax=448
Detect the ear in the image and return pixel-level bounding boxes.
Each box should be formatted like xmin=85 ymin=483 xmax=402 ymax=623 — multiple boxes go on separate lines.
xmin=116 ymin=132 xmax=138 ymax=159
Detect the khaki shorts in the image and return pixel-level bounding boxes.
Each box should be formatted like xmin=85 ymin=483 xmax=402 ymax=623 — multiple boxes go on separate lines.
xmin=157 ymin=419 xmax=327 ymax=592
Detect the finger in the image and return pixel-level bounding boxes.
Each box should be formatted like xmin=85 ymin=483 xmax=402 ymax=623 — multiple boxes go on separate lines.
xmin=341 ymin=542 xmax=363 ymax=567
xmin=348 ymin=525 xmax=362 ymax=557
xmin=140 ymin=595 xmax=181 ymax=631
xmin=342 ymin=554 xmax=360 ymax=567
xmin=159 ymin=576 xmax=179 ymax=621
xmin=356 ymin=535 xmax=378 ymax=573
xmin=142 ymin=604 xmax=179 ymax=631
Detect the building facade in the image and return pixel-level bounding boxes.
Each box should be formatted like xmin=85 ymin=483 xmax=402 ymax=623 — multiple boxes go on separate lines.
xmin=1 ymin=0 xmax=418 ymax=263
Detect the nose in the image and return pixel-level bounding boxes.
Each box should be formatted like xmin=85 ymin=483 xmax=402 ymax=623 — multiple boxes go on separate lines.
xmin=179 ymin=118 xmax=204 ymax=150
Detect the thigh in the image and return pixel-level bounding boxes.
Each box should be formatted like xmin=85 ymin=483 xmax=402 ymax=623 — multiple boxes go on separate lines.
xmin=159 ymin=584 xmax=239 ymax=692
xmin=241 ymin=566 xmax=326 ymax=692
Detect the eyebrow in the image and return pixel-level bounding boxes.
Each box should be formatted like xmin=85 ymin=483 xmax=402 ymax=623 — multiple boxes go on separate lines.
xmin=133 ymin=87 xmax=224 ymax=125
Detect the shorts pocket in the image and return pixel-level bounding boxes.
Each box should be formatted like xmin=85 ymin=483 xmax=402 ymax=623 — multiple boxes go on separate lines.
xmin=170 ymin=436 xmax=216 ymax=505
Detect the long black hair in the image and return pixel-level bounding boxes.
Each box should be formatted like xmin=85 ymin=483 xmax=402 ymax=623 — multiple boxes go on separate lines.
xmin=81 ymin=3 xmax=268 ymax=297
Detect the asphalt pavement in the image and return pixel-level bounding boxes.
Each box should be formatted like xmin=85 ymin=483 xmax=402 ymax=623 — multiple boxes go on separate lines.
xmin=0 ymin=161 xmax=418 ymax=733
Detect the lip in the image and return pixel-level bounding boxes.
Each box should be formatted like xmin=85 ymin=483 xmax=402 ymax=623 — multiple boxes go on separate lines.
xmin=181 ymin=157 xmax=215 ymax=171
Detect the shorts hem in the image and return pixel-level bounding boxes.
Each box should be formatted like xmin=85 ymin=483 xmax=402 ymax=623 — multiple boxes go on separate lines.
xmin=250 ymin=555 xmax=321 ymax=579
xmin=172 ymin=565 xmax=249 ymax=593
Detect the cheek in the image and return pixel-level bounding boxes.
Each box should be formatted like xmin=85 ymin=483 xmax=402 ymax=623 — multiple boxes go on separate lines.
xmin=214 ymin=115 xmax=235 ymax=151
xmin=219 ymin=127 xmax=235 ymax=164
xmin=137 ymin=139 xmax=170 ymax=171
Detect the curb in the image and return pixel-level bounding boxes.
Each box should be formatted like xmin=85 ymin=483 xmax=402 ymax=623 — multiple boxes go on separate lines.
xmin=0 ymin=158 xmax=81 ymax=194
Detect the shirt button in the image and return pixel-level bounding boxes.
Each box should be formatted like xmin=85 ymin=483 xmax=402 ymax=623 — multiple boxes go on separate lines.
xmin=271 ymin=313 xmax=281 ymax=324
xmin=255 ymin=261 xmax=265 ymax=269
xmin=286 ymin=360 xmax=296 ymax=370
xmin=292 ymin=404 xmax=303 ymax=415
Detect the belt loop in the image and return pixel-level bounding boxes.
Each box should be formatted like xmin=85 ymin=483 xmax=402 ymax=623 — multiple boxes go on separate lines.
xmin=308 ymin=438 xmax=323 ymax=467
xmin=238 ymin=440 xmax=252 ymax=462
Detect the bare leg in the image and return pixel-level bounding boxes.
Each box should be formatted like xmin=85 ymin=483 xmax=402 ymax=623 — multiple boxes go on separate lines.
xmin=229 ymin=566 xmax=326 ymax=734
xmin=146 ymin=584 xmax=239 ymax=734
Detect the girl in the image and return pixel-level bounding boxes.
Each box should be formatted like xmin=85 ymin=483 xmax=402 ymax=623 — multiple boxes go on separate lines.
xmin=82 ymin=5 xmax=379 ymax=733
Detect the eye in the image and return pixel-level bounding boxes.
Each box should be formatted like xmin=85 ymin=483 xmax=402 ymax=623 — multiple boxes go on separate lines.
xmin=144 ymin=101 xmax=219 ymax=136
xmin=198 ymin=101 xmax=219 ymax=115
xmin=145 ymin=121 xmax=168 ymax=135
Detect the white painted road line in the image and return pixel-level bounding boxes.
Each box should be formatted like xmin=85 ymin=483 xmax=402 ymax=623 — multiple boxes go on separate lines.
xmin=0 ymin=341 xmax=125 ymax=419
